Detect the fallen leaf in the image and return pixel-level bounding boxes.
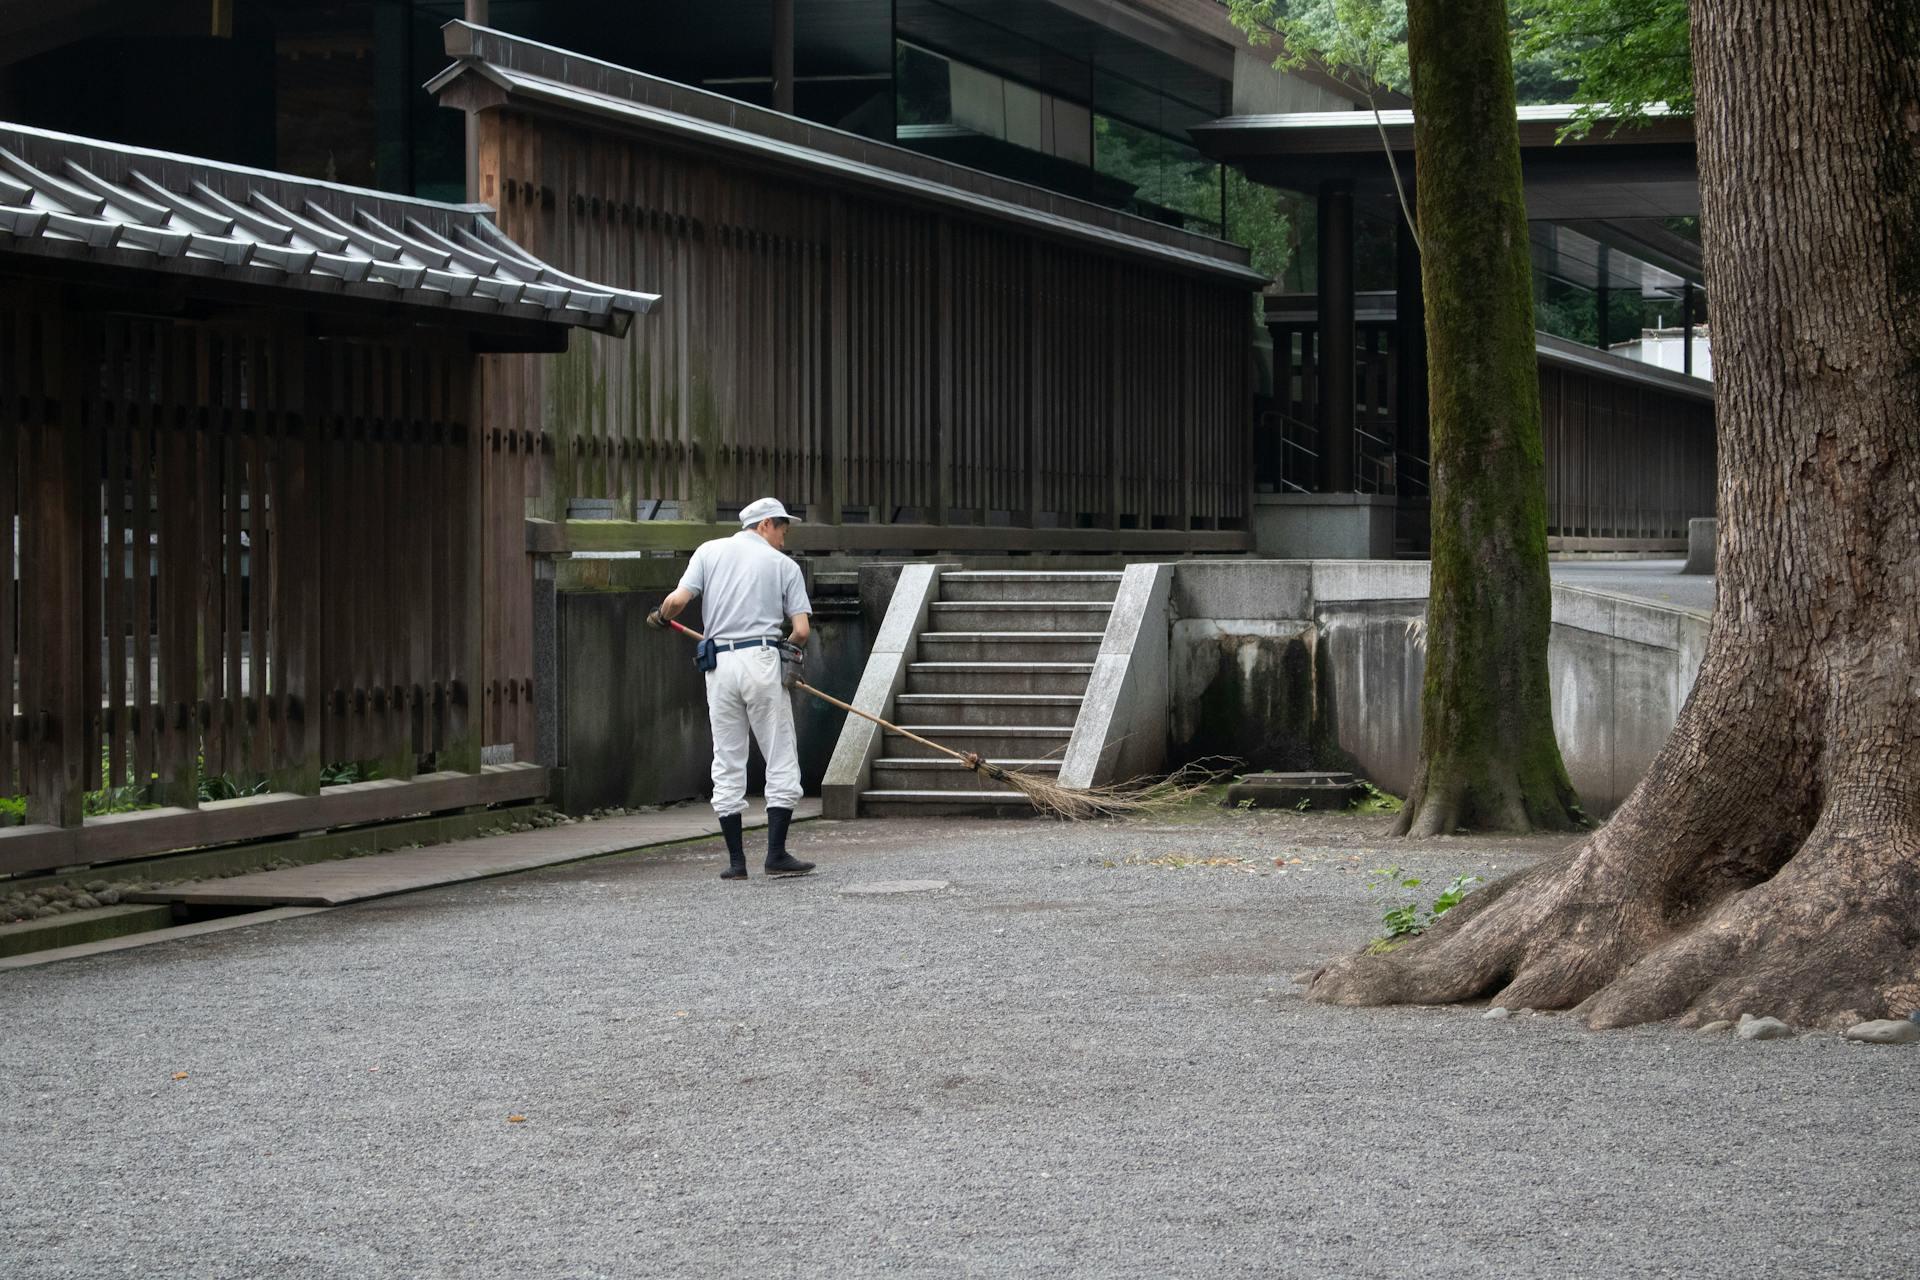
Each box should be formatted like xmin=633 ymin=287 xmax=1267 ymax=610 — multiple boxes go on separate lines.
xmin=172 ymin=1072 xmax=189 ymax=1081
xmin=507 ymin=1114 xmax=527 ymax=1123
xmin=674 ymin=1010 xmax=688 ymax=1018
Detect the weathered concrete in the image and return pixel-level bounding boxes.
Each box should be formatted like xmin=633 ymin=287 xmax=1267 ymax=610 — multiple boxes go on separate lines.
xmin=0 ymin=904 xmax=174 ymax=959
xmin=1157 ymin=561 xmax=1707 ymax=814
xmin=1682 ymin=516 xmax=1718 ymax=575
xmin=1252 ymin=492 xmax=1399 ymax=559
xmin=1060 ymin=563 xmax=1173 ymax=788
xmin=557 ymin=587 xmax=713 ymax=812
xmin=821 ymin=563 xmax=946 ymax=819
xmin=555 ymin=569 xmax=864 ymax=813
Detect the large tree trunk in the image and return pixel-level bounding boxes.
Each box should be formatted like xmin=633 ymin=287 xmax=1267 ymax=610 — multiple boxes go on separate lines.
xmin=1393 ymin=0 xmax=1582 ymax=837
xmin=1308 ymin=0 xmax=1920 ymax=1029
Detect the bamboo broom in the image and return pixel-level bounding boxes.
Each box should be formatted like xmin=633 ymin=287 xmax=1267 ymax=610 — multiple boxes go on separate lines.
xmin=664 ymin=618 xmax=1212 ymax=819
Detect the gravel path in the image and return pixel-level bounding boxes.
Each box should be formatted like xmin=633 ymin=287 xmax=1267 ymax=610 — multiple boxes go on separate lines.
xmin=1 ymin=807 xmax=1909 ymax=1279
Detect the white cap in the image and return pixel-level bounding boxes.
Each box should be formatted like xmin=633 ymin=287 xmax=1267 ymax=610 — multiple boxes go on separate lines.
xmin=738 ymin=497 xmax=801 ymax=527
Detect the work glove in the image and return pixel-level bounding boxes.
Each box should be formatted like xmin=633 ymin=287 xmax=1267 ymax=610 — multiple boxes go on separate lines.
xmin=778 ymin=639 xmax=805 ymax=689
xmin=646 ymin=608 xmax=667 ymax=631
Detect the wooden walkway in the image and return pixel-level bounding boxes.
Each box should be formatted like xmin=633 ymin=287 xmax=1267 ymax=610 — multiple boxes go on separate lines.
xmin=125 ymin=800 xmax=820 ymax=909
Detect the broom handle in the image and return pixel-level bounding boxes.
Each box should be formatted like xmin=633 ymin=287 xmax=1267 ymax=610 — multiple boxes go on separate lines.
xmin=665 ymin=618 xmax=979 ymax=768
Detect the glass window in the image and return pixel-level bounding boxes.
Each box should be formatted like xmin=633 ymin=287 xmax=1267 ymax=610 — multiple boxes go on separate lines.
xmin=895 ymin=42 xmax=952 ymax=126
xmin=1093 ymin=114 xmax=1221 ymax=236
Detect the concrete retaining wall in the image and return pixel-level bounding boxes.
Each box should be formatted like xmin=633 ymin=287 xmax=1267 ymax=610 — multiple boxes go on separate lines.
xmin=1159 ymin=561 xmax=1708 ymax=815
xmin=820 ymin=564 xmax=948 ymax=818
xmin=1060 ymin=564 xmax=1173 ymax=788
xmin=550 ymin=558 xmax=866 ymax=814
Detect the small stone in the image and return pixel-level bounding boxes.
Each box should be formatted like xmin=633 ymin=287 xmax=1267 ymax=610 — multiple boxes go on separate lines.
xmin=1909 ymin=1010 xmax=1920 ymax=1025
xmin=84 ymin=880 xmax=109 ymax=894
xmin=1518 ymin=1007 xmax=1537 ymax=1017
xmin=1843 ymin=1019 xmax=1920 ymax=1045
xmin=31 ymin=906 xmax=57 ymax=919
xmin=1698 ymin=1020 xmax=1734 ymax=1034
xmin=72 ymin=894 xmax=99 ymax=910
xmin=1483 ymin=1007 xmax=1512 ymax=1021
xmin=1736 ymin=1016 xmax=1793 ymax=1041
xmin=96 ymin=889 xmax=121 ymax=906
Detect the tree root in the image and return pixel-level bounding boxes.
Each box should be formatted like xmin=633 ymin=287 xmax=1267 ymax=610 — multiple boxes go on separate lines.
xmin=1306 ymin=817 xmax=1920 ymax=1030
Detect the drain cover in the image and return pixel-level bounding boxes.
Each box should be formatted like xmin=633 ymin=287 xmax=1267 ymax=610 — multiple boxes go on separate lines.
xmin=839 ymin=880 xmax=950 ymax=896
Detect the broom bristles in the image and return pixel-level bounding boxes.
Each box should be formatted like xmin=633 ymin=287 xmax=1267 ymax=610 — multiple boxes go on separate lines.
xmin=964 ymin=755 xmax=1233 ymax=820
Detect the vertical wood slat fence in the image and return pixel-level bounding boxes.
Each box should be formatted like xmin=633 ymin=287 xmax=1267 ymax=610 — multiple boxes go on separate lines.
xmin=0 ymin=287 xmax=501 ymax=860
xmin=478 ymin=112 xmax=1255 ymax=544
xmin=1264 ymin=318 xmax=1715 ymax=544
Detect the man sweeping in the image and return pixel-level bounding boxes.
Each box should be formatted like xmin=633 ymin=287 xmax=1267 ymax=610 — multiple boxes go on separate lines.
xmin=647 ymin=498 xmax=815 ymax=881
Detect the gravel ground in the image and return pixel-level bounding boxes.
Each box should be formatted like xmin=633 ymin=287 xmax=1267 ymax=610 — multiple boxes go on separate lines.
xmin=1 ymin=806 xmax=1910 ymax=1280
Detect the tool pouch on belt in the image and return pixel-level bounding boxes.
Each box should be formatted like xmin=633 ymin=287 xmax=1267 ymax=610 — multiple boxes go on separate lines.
xmin=694 ymin=637 xmax=718 ymax=673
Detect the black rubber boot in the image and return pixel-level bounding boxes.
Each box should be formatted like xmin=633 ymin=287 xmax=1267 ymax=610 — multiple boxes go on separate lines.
xmin=762 ymin=806 xmax=814 ymax=877
xmin=718 ymin=813 xmax=747 ymax=881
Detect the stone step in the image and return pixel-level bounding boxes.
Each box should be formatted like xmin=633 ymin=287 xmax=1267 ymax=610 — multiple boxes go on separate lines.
xmin=915 ymin=632 xmax=1104 ymax=663
xmin=869 ymin=757 xmax=1061 ymax=792
xmin=927 ymin=601 xmax=1115 ymax=633
xmin=904 ymin=662 xmax=1095 ymax=695
xmin=857 ymin=790 xmax=1042 ymax=818
xmin=882 ymin=724 xmax=1072 ymax=760
xmin=937 ymin=571 xmax=1124 ymax=603
xmin=893 ymin=693 xmax=1083 ymax=727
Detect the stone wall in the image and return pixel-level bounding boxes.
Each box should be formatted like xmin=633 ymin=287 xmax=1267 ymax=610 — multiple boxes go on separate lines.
xmin=547 ymin=557 xmax=865 ymax=814
xmin=1161 ymin=561 xmax=1709 ymax=815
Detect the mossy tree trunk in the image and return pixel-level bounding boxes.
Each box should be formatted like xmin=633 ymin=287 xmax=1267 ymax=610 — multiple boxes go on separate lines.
xmin=1309 ymin=0 xmax=1920 ymax=1030
xmin=1393 ymin=0 xmax=1581 ymax=837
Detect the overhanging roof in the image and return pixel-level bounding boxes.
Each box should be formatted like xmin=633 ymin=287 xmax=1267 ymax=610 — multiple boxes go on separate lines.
xmin=428 ymin=21 xmax=1267 ymax=288
xmin=1192 ymin=104 xmax=1699 ymax=223
xmin=0 ymin=121 xmax=660 ymax=336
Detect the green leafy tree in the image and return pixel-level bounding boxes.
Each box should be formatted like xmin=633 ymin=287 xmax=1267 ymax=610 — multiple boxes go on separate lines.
xmin=1514 ymin=0 xmax=1692 ymax=131
xmin=1227 ymin=1 xmax=1419 ymax=247
xmin=1230 ymin=0 xmax=1582 ymax=834
xmin=1311 ymin=0 xmax=1920 ymax=1034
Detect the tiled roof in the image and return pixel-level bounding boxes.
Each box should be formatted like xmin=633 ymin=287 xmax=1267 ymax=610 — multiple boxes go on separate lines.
xmin=0 ymin=122 xmax=660 ymax=335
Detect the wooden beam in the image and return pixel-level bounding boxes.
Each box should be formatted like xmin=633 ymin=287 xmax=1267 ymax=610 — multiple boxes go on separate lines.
xmin=0 ymin=764 xmax=549 ymax=878
xmin=549 ymin=518 xmax=1251 ymax=555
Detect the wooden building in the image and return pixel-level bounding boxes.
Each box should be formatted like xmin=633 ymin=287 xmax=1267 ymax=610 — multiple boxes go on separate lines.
xmin=428 ymin=21 xmax=1268 ymax=562
xmin=1196 ymin=105 xmax=1718 ymax=557
xmin=0 ymin=121 xmax=652 ymax=876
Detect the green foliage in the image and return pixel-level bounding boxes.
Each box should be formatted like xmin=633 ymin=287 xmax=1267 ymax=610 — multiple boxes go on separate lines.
xmin=1350 ymin=781 xmax=1404 ymax=814
xmin=1227 ymin=0 xmax=1689 ymax=127
xmin=1227 ymin=0 xmax=1409 ymax=95
xmin=1366 ymin=867 xmax=1483 ymax=943
xmin=1224 ymin=167 xmax=1296 ymax=286
xmin=320 ymin=760 xmax=381 ymax=787
xmin=1514 ymin=0 xmax=1692 ymax=132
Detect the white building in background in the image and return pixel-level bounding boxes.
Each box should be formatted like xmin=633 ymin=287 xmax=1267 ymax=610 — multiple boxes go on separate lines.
xmin=1612 ymin=326 xmax=1714 ymax=381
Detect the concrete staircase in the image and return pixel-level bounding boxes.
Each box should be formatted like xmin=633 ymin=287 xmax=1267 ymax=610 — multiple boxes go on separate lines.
xmin=858 ymin=570 xmax=1122 ymax=817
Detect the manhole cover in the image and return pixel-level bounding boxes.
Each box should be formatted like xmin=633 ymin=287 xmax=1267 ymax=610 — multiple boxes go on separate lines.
xmin=839 ymin=880 xmax=950 ymax=896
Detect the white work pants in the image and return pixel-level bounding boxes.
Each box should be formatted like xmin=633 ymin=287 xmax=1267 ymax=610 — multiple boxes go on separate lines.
xmin=706 ymin=646 xmax=802 ymax=818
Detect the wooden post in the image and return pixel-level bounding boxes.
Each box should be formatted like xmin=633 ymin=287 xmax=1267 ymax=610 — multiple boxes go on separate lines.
xmin=934 ymin=218 xmax=953 ymax=526
xmin=1025 ymin=241 xmax=1042 ymax=528
xmin=1682 ymin=279 xmax=1696 ymax=378
xmin=1106 ymin=260 xmax=1122 ymax=530
xmin=1317 ymin=179 xmax=1356 ymax=493
xmin=772 ymin=0 xmax=796 ymax=116
xmin=463 ymin=0 xmax=491 ymax=201
xmin=22 ymin=314 xmax=88 ymax=827
xmin=825 ymin=193 xmax=848 ymax=525
xmin=442 ymin=355 xmax=484 ymax=775
xmin=271 ymin=333 xmax=323 ymax=795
